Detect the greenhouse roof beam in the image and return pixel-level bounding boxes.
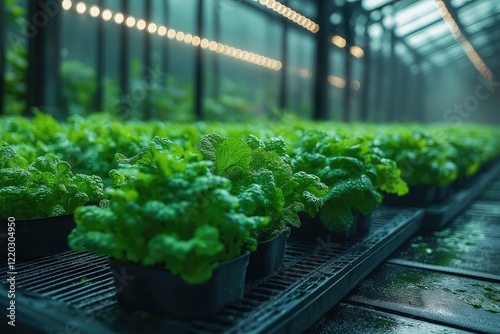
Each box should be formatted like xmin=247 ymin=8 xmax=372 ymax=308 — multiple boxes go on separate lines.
xmin=456 ymin=0 xmax=481 ymax=12
xmin=398 ymin=18 xmax=441 ymax=38
xmin=418 ymin=39 xmax=458 ymax=58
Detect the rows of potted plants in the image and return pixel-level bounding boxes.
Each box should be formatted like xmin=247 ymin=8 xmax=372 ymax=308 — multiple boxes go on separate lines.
xmin=2 ymin=114 xmax=500 ymax=317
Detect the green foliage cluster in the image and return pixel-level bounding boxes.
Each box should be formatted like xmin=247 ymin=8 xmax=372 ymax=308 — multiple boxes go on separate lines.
xmin=69 ymin=137 xmax=267 ymax=284
xmin=0 ymin=144 xmax=104 ymax=219
xmin=1 ymin=113 xmax=500 ymax=283
xmin=198 ymin=133 xmax=327 ymax=241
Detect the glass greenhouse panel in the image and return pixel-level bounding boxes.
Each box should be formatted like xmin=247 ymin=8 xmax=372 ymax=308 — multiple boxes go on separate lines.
xmin=3 ymin=0 xmax=28 ymax=115
xmin=60 ymin=0 xmax=104 ymax=117
xmin=286 ymin=29 xmax=314 ymax=119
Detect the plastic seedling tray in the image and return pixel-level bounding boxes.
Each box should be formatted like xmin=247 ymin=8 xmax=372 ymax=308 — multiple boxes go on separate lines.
xmin=293 ymin=212 xmax=357 ymax=242
xmin=246 ymin=229 xmax=288 ymax=282
xmin=356 ymin=213 xmax=372 ymax=234
xmin=423 ymin=162 xmax=500 ymax=230
xmin=0 ymin=207 xmax=423 ymax=334
xmin=434 ymin=183 xmax=452 ymax=202
xmin=383 ymin=185 xmax=437 ymax=207
xmin=0 ymin=214 xmax=75 ymax=260
xmin=109 ymin=254 xmax=249 ymax=318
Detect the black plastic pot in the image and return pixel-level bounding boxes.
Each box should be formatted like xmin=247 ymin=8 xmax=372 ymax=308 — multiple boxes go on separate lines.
xmin=109 ymin=254 xmax=250 ymax=318
xmin=451 ymin=175 xmax=468 ymax=191
xmin=435 ymin=183 xmax=452 ymax=202
xmin=246 ymin=229 xmax=288 ymax=282
xmin=293 ymin=212 xmax=357 ymax=242
xmin=479 ymin=156 xmax=500 ymax=173
xmin=383 ymin=185 xmax=437 ymax=207
xmin=355 ymin=213 xmax=372 ymax=234
xmin=0 ymin=214 xmax=75 ymax=260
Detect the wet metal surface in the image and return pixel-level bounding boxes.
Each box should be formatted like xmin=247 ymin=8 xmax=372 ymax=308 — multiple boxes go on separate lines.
xmin=346 ymin=264 xmax=499 ymax=333
xmin=308 ymin=178 xmax=500 ymax=334
xmin=306 ymin=303 xmax=472 ymax=334
xmin=392 ymin=214 xmax=500 ymax=276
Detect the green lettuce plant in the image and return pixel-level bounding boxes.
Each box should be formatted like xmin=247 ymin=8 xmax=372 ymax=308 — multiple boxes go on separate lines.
xmin=198 ymin=133 xmax=328 ymax=242
xmin=0 ymin=144 xmax=104 ymax=219
xmin=68 ymin=137 xmax=267 ymax=284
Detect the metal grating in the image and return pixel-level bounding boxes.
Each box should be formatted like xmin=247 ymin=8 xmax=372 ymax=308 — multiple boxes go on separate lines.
xmin=0 ymin=207 xmax=423 ymax=334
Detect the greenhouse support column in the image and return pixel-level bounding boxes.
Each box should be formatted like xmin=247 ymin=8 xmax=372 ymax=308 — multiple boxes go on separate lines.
xmin=119 ymin=0 xmax=130 ymax=116
xmin=194 ymin=0 xmax=204 ymax=119
xmin=144 ymin=0 xmax=152 ymax=119
xmin=360 ymin=27 xmax=371 ymax=122
xmin=95 ymin=0 xmax=104 ymax=111
xmin=313 ymin=0 xmax=331 ymax=120
xmin=373 ymin=46 xmax=385 ymax=123
xmin=391 ymin=59 xmax=401 ymax=121
xmin=415 ymin=71 xmax=425 ymax=123
xmin=342 ymin=6 xmax=353 ymax=123
xmin=399 ymin=65 xmax=410 ymax=121
xmin=386 ymin=26 xmax=396 ymax=122
xmin=212 ymin=0 xmax=220 ymax=96
xmin=0 ymin=0 xmax=4 ymax=115
xmin=162 ymin=0 xmax=169 ymax=73
xmin=27 ymin=0 xmax=62 ymax=117
xmin=279 ymin=2 xmax=288 ymax=112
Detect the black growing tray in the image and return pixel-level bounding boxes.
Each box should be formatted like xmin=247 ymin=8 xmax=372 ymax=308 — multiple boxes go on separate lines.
xmin=0 ymin=207 xmax=423 ymax=334
xmin=422 ymin=161 xmax=500 ymax=230
xmin=110 ymin=254 xmax=249 ymax=318
xmin=0 ymin=214 xmax=75 ymax=260
xmin=383 ymin=184 xmax=437 ymax=207
xmin=293 ymin=212 xmax=371 ymax=242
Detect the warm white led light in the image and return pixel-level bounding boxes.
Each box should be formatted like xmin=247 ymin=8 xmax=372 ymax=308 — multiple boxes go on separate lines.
xmin=136 ymin=19 xmax=146 ymax=30
xmin=75 ymin=2 xmax=86 ymax=14
xmin=102 ymin=9 xmax=112 ymax=21
xmin=125 ymin=16 xmax=135 ymax=28
xmin=192 ymin=36 xmax=201 ymax=46
xmin=332 ymin=35 xmax=346 ymax=48
xmin=183 ymin=34 xmax=193 ymax=44
xmin=200 ymin=38 xmax=209 ymax=49
xmin=216 ymin=43 xmax=224 ymax=53
xmin=167 ymin=29 xmax=176 ymax=39
xmin=157 ymin=26 xmax=167 ymax=36
xmin=350 ymin=45 xmax=364 ymax=58
xmin=328 ymin=75 xmax=346 ymax=89
xmin=114 ymin=12 xmax=124 ymax=24
xmin=62 ymin=0 xmax=72 ymax=10
xmin=89 ymin=5 xmax=100 ymax=17
xmin=175 ymin=31 xmax=185 ymax=41
xmin=147 ymin=23 xmax=157 ymax=34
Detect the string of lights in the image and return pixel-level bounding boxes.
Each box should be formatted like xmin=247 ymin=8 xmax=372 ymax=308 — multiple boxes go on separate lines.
xmin=331 ymin=35 xmax=365 ymax=58
xmin=434 ymin=0 xmax=493 ymax=81
xmin=62 ymin=0 xmax=283 ymax=71
xmin=252 ymin=0 xmax=319 ymax=33
xmin=62 ymin=1 xmax=357 ymax=88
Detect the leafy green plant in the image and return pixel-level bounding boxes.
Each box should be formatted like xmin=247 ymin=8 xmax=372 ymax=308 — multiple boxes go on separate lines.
xmin=68 ymin=138 xmax=267 ymax=284
xmin=198 ymin=133 xmax=327 ymax=241
xmin=0 ymin=144 xmax=104 ymax=219
xmin=374 ymin=129 xmax=458 ymax=186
